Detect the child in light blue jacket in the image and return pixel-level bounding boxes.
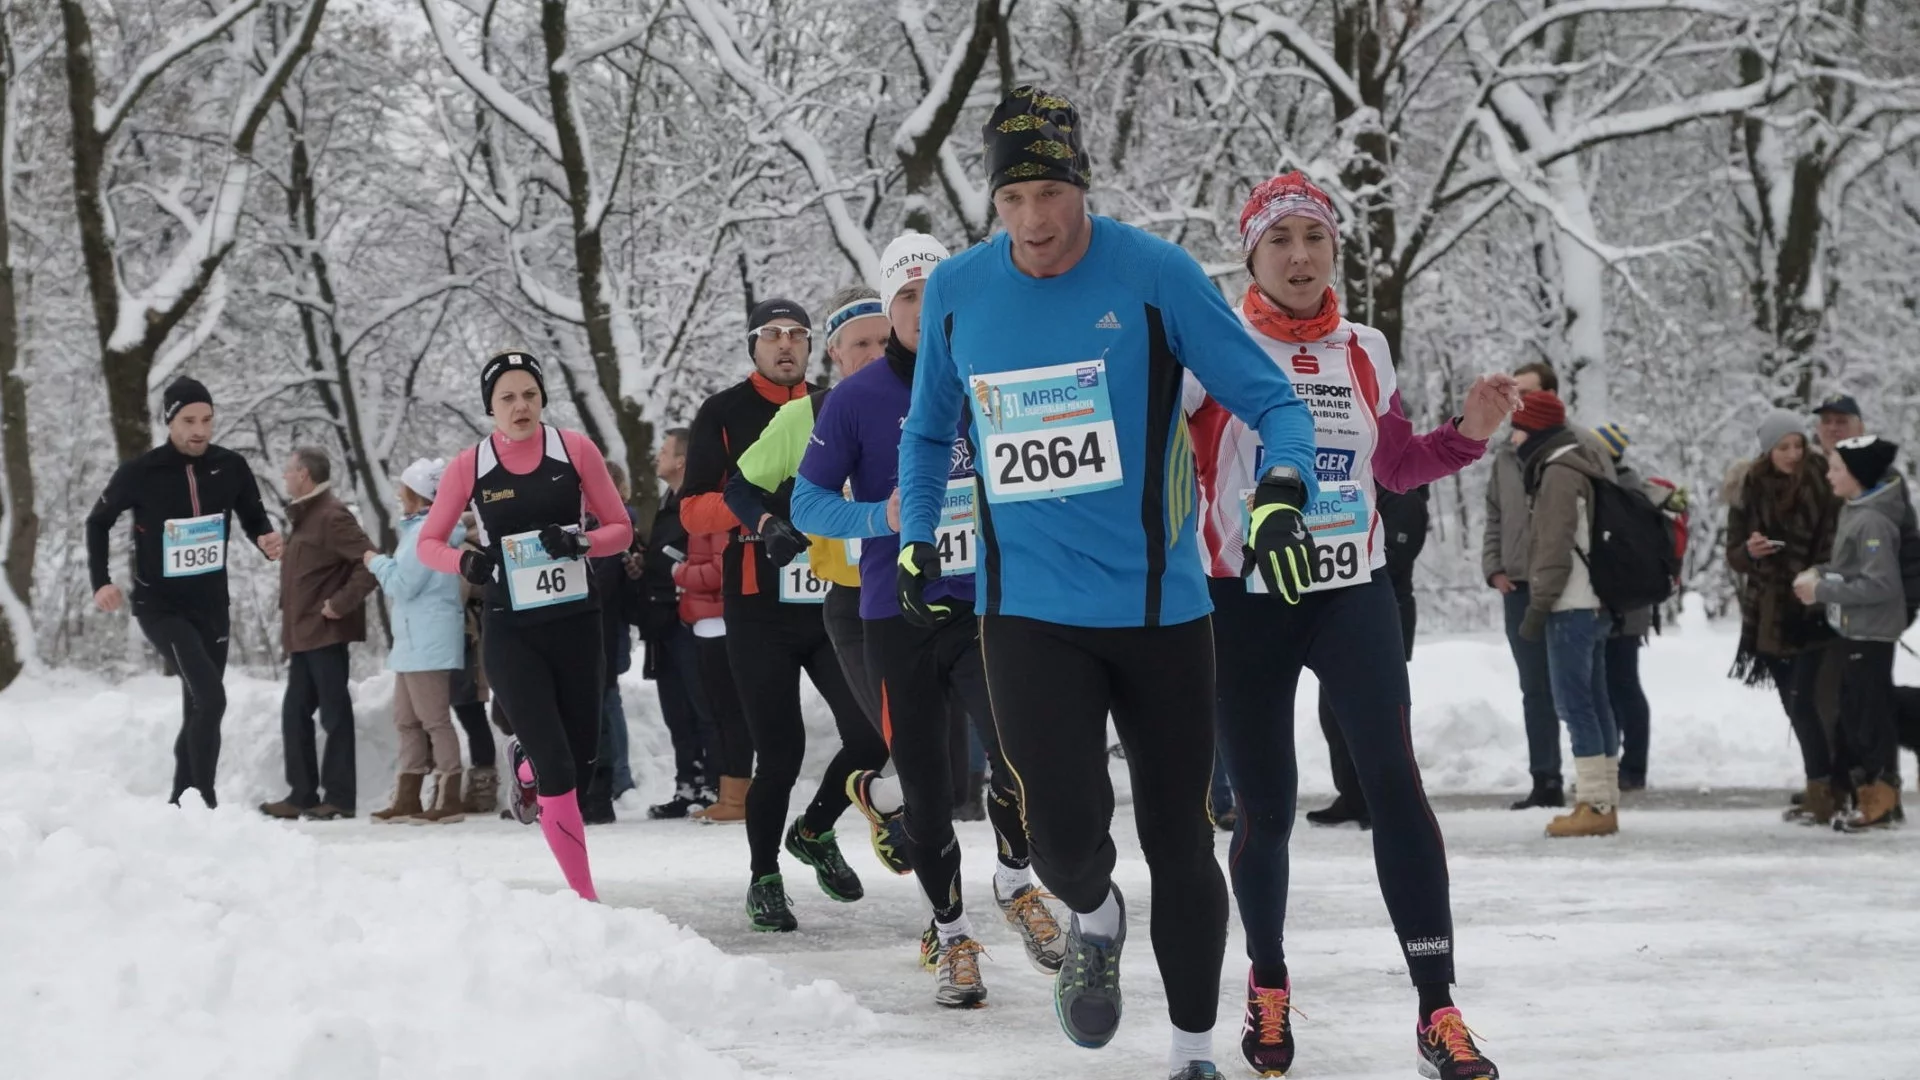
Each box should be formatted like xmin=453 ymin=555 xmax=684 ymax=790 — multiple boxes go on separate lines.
xmin=367 ymin=458 xmax=469 ymax=823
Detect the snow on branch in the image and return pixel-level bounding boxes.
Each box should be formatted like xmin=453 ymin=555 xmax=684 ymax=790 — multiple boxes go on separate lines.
xmin=227 ymin=0 xmax=329 ymax=153
xmin=1444 ymin=81 xmax=1788 ymax=203
xmin=340 ymin=273 xmax=484 ymax=359
xmin=418 ymin=0 xmax=563 ymax=163
xmin=1494 ymin=0 xmax=1746 ymax=66
xmin=1216 ymin=2 xmax=1363 ymax=110
xmin=94 ymin=0 xmax=264 ymax=140
xmin=148 ymin=270 xmax=230 ymax=391
xmin=678 ymin=0 xmax=879 ymax=281
xmin=553 ymin=20 xmax=653 ymax=76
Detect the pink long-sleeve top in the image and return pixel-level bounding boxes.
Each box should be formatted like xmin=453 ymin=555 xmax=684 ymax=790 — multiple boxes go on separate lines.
xmin=1187 ymin=317 xmax=1487 ymax=577
xmin=418 ymin=427 xmax=633 ymax=574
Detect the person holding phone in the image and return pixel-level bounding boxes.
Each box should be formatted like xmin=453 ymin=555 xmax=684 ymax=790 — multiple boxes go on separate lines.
xmin=639 ymin=428 xmax=721 ymax=819
xmin=1726 ymin=410 xmax=1844 ymax=823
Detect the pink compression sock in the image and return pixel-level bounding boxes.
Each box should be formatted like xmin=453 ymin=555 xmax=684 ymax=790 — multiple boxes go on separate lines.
xmin=536 ymin=790 xmax=599 ymax=902
xmin=518 ymin=759 xmax=535 ymax=785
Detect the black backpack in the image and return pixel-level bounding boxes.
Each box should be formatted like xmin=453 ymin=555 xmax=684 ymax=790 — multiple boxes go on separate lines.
xmin=1573 ymin=471 xmax=1679 ymax=614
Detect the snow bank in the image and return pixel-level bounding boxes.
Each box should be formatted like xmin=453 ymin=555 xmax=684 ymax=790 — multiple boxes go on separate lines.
xmin=0 ymin=672 xmax=873 ymax=1080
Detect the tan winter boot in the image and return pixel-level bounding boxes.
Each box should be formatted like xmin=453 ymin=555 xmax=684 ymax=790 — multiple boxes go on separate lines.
xmin=411 ymin=772 xmax=467 ymax=824
xmin=692 ymin=776 xmax=750 ymax=823
xmin=464 ymin=766 xmax=499 ymax=815
xmin=1840 ymin=779 xmax=1900 ymax=832
xmin=1547 ymin=756 xmax=1619 ymax=838
xmin=371 ymin=773 xmax=426 ymax=823
xmin=1784 ymin=778 xmax=1836 ymax=826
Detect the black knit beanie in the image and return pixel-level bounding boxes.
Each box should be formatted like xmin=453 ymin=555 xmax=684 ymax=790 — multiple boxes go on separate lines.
xmin=481 ymin=350 xmax=546 ymax=415
xmin=1834 ymin=435 xmax=1900 ymax=490
xmin=162 ymin=377 xmax=213 ymax=423
xmin=983 ymin=85 xmax=1091 ymax=194
xmin=747 ymin=297 xmax=811 ymax=358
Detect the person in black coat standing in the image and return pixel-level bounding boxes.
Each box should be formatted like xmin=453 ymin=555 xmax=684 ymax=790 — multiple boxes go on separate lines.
xmin=1305 ymin=485 xmax=1429 ymax=828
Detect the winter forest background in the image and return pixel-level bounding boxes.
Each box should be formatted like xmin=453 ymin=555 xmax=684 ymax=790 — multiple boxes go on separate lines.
xmin=0 ymin=0 xmax=1917 ymax=689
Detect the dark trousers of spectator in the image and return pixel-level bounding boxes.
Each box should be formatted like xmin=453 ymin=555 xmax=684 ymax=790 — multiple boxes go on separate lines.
xmin=1321 ymin=566 xmax=1418 ymax=811
xmin=649 ymin=623 xmax=713 ymax=792
xmin=1607 ymin=635 xmax=1651 ymax=784
xmin=1502 ymin=582 xmax=1562 ymax=783
xmin=283 ymin=643 xmax=356 ymax=811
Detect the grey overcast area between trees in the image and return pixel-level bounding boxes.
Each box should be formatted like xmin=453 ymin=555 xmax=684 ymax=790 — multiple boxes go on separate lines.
xmin=1 ymin=0 xmax=1916 ymax=688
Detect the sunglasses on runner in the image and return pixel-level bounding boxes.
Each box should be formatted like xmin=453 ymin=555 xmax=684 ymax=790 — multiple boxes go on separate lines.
xmin=750 ymin=326 xmax=813 ymax=344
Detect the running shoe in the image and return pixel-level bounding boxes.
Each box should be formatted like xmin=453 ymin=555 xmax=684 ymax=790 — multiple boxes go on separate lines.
xmin=1240 ymin=972 xmax=1295 ymax=1077
xmin=1053 ymin=885 xmax=1125 ymax=1049
xmin=1417 ymin=1007 xmax=1498 ymax=1080
xmin=507 ymin=740 xmax=540 ymax=825
xmin=783 ymin=818 xmax=864 ymax=902
xmin=845 ymin=770 xmax=912 ymax=875
xmin=998 ymin=884 xmax=1067 ymax=973
xmin=746 ymin=873 xmax=798 ymax=933
xmin=1169 ymin=1064 xmax=1222 ymax=1080
xmin=933 ymin=936 xmax=988 ymax=1009
xmin=919 ymin=920 xmax=944 ymax=971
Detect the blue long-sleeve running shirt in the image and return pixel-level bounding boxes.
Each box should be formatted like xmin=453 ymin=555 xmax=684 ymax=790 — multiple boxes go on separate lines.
xmin=898 ymin=215 xmax=1317 ymax=629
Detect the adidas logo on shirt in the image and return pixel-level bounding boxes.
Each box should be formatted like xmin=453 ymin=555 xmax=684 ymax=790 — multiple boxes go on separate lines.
xmin=1095 ymin=311 xmax=1122 ymax=330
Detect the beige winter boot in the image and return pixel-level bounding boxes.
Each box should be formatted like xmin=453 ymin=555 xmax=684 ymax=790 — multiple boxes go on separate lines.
xmin=1840 ymin=779 xmax=1901 ymax=832
xmin=411 ymin=771 xmax=467 ymax=824
xmin=1547 ymin=756 xmax=1619 ymax=838
xmin=1783 ymin=778 xmax=1837 ymax=826
xmin=371 ymin=773 xmax=425 ymax=823
xmin=692 ymin=776 xmax=750 ymax=823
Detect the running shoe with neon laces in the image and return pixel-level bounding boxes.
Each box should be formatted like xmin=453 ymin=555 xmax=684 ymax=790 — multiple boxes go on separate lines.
xmin=998 ymin=883 xmax=1067 ymax=973
xmin=934 ymin=936 xmax=989 ymax=1009
xmin=1240 ymin=972 xmax=1295 ymax=1076
xmin=1169 ymin=1063 xmax=1222 ymax=1080
xmin=844 ymin=770 xmax=912 ymax=876
xmin=1417 ymin=1007 xmax=1498 ymax=1080
xmin=507 ymin=740 xmax=540 ymax=825
xmin=783 ymin=818 xmax=864 ymax=902
xmin=1053 ymin=885 xmax=1126 ymax=1049
xmin=746 ymin=873 xmax=798 ymax=933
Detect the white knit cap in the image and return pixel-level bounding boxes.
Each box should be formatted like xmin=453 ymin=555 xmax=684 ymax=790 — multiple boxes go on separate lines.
xmin=399 ymin=457 xmax=447 ymax=500
xmin=876 ymin=232 xmax=951 ymax=318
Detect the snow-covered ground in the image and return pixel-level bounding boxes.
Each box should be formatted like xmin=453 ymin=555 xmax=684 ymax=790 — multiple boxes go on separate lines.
xmin=5 ymin=601 xmax=1919 ymax=1079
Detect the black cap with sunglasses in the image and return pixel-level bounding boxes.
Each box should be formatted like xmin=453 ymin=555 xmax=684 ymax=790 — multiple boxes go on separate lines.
xmin=747 ymin=298 xmax=812 ymax=357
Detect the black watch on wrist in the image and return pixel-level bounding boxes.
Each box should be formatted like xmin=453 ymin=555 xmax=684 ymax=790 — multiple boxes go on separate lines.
xmin=1260 ymin=465 xmax=1304 ymax=486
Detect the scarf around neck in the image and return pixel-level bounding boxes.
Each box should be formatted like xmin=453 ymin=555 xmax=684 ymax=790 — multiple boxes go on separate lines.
xmin=1243 ymin=284 xmax=1342 ymax=343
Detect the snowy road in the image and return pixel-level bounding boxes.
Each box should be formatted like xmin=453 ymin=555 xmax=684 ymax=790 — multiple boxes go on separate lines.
xmin=305 ymin=790 xmax=1920 ymax=1080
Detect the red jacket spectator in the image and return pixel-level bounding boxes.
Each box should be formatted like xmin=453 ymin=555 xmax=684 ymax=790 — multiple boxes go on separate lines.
xmin=674 ymin=529 xmax=726 ymax=624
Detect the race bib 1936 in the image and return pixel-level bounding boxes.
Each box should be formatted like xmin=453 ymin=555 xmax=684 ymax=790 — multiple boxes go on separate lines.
xmin=1243 ymin=482 xmax=1373 ymax=595
xmin=501 ymin=528 xmax=590 ymax=611
xmin=779 ymin=550 xmax=829 ymax=604
xmin=163 ymin=513 xmax=227 ymax=578
xmin=970 ymin=359 xmax=1122 ymax=503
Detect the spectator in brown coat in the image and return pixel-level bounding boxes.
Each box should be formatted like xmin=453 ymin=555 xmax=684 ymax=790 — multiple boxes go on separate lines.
xmin=260 ymin=446 xmax=378 ymax=821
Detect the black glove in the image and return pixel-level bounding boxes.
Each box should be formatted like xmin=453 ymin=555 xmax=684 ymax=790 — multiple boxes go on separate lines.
xmin=459 ymin=548 xmax=495 ymax=587
xmin=896 ymin=541 xmax=954 ymax=628
xmin=758 ymin=515 xmax=810 ymax=568
xmin=539 ymin=524 xmax=590 ymax=560
xmin=1244 ymin=473 xmax=1316 ymax=604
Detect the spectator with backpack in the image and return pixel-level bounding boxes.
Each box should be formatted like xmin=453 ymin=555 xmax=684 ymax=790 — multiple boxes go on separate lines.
xmin=1793 ymin=435 xmax=1908 ymax=831
xmin=1590 ymin=425 xmax=1689 ymax=791
xmin=1513 ymin=390 xmax=1624 ymax=837
xmin=1726 ymin=411 xmax=1845 ymax=824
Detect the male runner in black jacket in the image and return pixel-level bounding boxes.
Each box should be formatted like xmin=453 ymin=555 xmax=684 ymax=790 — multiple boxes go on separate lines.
xmin=86 ymin=377 xmax=281 ymax=807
